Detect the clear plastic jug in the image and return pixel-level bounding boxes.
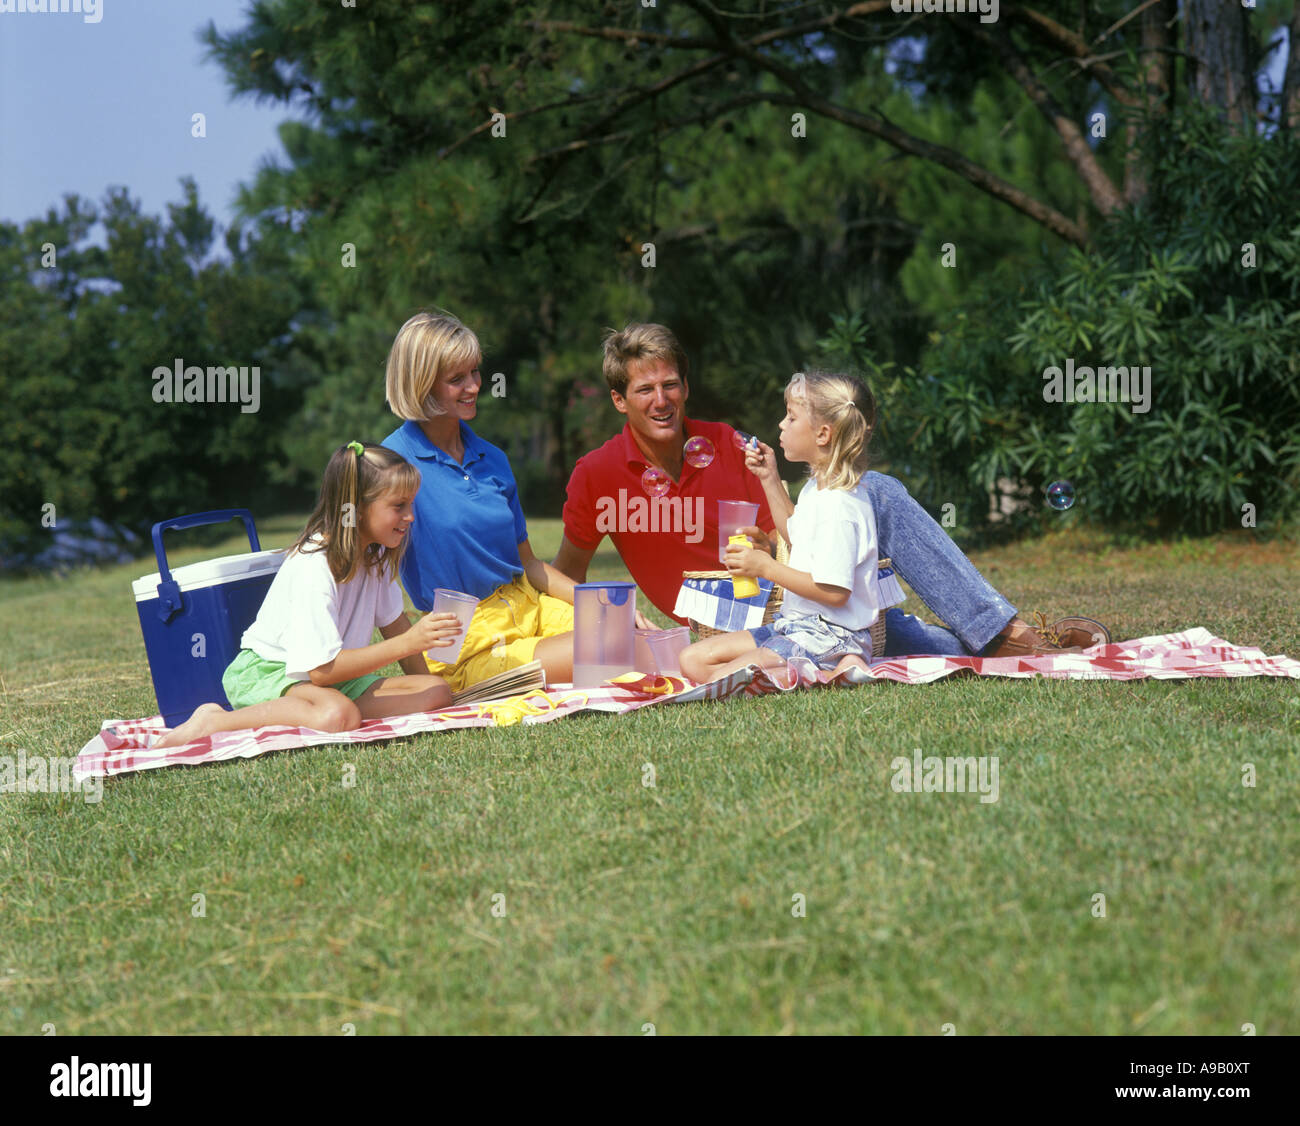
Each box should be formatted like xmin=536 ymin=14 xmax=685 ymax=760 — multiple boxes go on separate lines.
xmin=573 ymin=581 xmax=637 ymax=687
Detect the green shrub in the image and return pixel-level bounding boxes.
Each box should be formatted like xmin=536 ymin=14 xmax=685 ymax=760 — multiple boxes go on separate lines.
xmin=826 ymin=109 xmax=1300 ymax=537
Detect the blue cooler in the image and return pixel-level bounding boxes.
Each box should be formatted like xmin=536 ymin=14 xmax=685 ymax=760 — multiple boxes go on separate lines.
xmin=132 ymin=509 xmax=284 ymax=725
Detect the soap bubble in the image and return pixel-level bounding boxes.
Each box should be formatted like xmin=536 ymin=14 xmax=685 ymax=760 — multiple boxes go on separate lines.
xmin=683 ymin=435 xmax=715 ymax=468
xmin=1046 ymin=480 xmax=1076 ymax=510
xmin=733 ymin=430 xmax=760 ymax=453
xmin=641 ymin=466 xmax=671 ymax=497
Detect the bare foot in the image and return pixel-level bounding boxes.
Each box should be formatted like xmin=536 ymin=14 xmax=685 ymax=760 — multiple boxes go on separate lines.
xmin=154 ymin=702 xmax=225 ymax=748
xmin=831 ymin=654 xmax=870 ymax=679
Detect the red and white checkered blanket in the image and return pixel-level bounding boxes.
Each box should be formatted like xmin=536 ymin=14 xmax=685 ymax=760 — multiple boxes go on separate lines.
xmin=73 ymin=629 xmax=1299 ymax=780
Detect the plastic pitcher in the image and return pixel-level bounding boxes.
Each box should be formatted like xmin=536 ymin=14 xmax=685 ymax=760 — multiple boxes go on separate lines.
xmin=573 ymin=581 xmax=637 ymax=687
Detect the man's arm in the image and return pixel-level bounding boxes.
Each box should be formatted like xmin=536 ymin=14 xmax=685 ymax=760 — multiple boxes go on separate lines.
xmin=552 ymin=534 xmax=596 ymax=584
xmin=519 ymin=539 xmax=578 ymax=604
xmin=554 ymin=534 xmax=655 ymax=629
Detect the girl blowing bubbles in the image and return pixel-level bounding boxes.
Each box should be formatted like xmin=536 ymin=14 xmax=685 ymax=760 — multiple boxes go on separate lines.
xmin=156 ymin=442 xmax=462 ymax=748
xmin=679 ymin=372 xmax=889 ymax=685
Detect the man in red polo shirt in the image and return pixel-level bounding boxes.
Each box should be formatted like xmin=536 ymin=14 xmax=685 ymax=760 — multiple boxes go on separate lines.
xmin=552 ymin=324 xmax=1109 ymax=656
xmin=556 ymin=325 xmax=773 ymax=624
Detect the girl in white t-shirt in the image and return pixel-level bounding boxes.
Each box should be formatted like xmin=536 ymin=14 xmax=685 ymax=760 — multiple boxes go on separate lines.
xmin=156 ymin=441 xmax=463 ymax=747
xmin=679 ymin=372 xmax=889 ymax=684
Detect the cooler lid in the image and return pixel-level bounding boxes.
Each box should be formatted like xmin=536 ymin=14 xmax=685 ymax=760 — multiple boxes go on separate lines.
xmin=132 ymin=548 xmax=286 ymax=601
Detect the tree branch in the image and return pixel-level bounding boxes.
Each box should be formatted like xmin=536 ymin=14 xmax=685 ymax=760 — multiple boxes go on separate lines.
xmin=524 ymin=93 xmax=778 ymax=165
xmin=1002 ymin=4 xmax=1136 ymax=107
xmin=1093 ymin=0 xmax=1168 ymax=46
xmin=528 ymin=3 xmax=896 ymax=58
xmin=575 ymin=51 xmax=732 ymax=153
xmin=523 ymin=20 xmax=716 ymax=50
xmin=677 ymin=0 xmax=1089 ymax=244
xmin=753 ymin=91 xmax=1088 ymax=246
xmin=964 ymin=22 xmax=1124 ymax=217
xmin=525 ymin=3 xmax=899 ymax=154
xmin=524 ymin=0 xmax=1089 ymax=246
xmin=436 ymin=88 xmax=622 ymax=161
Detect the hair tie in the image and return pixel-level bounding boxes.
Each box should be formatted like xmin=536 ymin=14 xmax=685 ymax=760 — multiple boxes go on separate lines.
xmin=347 ymin=441 xmax=364 ymax=456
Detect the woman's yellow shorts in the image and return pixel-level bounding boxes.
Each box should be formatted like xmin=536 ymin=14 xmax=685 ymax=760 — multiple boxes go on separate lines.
xmin=424 ymin=573 xmax=573 ymax=692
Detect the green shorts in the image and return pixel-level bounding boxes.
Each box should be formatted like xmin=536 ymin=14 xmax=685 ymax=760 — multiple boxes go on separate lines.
xmin=221 ymin=648 xmax=383 ymax=709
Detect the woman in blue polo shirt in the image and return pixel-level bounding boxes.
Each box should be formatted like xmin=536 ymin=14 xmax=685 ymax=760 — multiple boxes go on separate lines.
xmin=381 ymin=311 xmax=577 ymax=690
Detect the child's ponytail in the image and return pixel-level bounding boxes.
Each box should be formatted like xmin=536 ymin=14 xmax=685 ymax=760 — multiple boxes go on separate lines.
xmin=292 ymin=441 xmax=421 ymax=583
xmin=787 ymin=371 xmax=875 ymax=491
xmin=335 ymin=440 xmax=364 ymax=577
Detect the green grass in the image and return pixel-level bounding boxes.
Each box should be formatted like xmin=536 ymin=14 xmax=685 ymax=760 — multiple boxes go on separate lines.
xmin=2 ymin=519 xmax=1298 ymax=1034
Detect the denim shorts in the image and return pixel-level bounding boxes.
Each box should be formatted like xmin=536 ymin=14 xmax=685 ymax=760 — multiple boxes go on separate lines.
xmin=749 ymin=613 xmax=877 ymax=668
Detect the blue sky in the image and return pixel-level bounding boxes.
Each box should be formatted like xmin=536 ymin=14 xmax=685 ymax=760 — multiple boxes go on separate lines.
xmin=0 ymin=0 xmax=290 ymax=231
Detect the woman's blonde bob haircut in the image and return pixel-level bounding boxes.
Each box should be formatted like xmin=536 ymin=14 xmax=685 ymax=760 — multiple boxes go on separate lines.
xmin=385 ymin=310 xmax=482 ymax=421
xmin=786 ymin=370 xmax=876 ymax=492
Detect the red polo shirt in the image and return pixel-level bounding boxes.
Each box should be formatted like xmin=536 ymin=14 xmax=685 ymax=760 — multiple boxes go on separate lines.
xmin=562 ymin=419 xmax=775 ymax=622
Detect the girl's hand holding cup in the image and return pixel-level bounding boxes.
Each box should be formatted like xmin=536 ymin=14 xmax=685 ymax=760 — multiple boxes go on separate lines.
xmin=725 ymin=534 xmax=765 ymax=599
xmin=411 ymin=611 xmax=463 ymax=653
xmin=724 ymin=536 xmax=766 ymax=581
xmin=736 ymin=524 xmax=776 ymax=558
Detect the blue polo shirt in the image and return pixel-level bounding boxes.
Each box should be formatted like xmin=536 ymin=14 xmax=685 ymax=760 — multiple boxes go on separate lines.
xmin=382 ymin=420 xmax=529 ymax=608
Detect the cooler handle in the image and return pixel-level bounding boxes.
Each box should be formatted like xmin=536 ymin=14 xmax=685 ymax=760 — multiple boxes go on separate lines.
xmin=151 ymin=509 xmax=262 ymax=623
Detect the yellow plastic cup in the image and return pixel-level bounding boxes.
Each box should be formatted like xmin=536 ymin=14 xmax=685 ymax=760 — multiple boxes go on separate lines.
xmin=727 ymin=534 xmax=760 ymax=599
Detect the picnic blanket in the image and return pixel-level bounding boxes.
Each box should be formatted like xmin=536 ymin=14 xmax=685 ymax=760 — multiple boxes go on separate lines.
xmin=73 ymin=628 xmax=1300 ymax=780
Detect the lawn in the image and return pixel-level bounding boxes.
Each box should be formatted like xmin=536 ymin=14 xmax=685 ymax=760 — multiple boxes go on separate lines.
xmin=1 ymin=517 xmax=1297 ymax=1034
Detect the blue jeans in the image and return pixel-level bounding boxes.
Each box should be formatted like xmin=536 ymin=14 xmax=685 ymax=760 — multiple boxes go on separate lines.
xmin=864 ymin=472 xmax=1017 ymax=657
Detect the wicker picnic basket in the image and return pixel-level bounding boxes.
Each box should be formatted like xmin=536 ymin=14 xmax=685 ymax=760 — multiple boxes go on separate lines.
xmin=683 ymin=534 xmax=891 ymax=657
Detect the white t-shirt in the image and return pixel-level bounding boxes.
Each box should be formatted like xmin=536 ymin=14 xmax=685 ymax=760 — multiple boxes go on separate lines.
xmin=781 ymin=477 xmax=882 ymax=630
xmin=241 ymin=537 xmax=405 ymax=681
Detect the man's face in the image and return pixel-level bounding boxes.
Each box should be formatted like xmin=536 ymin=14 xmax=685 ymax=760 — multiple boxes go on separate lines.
xmin=611 ymin=357 xmax=688 ymax=444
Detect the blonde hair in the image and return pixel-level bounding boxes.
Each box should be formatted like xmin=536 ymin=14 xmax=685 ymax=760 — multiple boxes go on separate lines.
xmin=601 ymin=323 xmax=689 ymax=396
xmin=385 ymin=310 xmax=482 ymax=421
xmin=786 ymin=371 xmax=875 ymax=492
xmin=291 ymin=443 xmax=421 ymax=584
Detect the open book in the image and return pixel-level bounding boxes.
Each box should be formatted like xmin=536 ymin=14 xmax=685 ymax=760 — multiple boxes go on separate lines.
xmin=449 ymin=660 xmax=546 ymax=706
